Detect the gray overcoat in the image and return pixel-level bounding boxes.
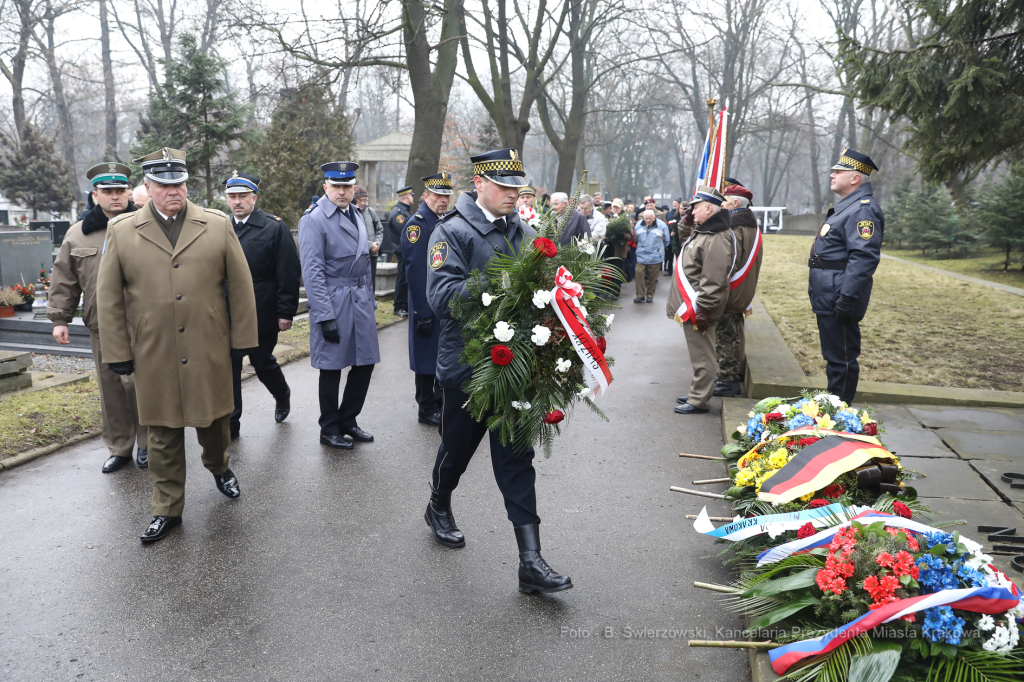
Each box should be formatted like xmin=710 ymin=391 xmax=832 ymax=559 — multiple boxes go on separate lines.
xmin=299 ymin=195 xmax=380 ymax=370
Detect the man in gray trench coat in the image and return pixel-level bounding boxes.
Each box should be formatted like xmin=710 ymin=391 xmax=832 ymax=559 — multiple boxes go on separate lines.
xmin=299 ymin=161 xmax=381 ymax=450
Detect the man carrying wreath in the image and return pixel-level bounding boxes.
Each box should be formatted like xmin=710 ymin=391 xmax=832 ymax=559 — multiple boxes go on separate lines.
xmin=425 ymin=147 xmax=573 ymax=594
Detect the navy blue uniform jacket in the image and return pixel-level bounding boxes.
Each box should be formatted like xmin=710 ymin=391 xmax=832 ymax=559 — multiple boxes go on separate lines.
xmin=808 ymin=182 xmax=884 ymax=318
xmin=402 ymin=203 xmax=442 ymax=373
xmin=426 ymin=191 xmax=535 ymax=389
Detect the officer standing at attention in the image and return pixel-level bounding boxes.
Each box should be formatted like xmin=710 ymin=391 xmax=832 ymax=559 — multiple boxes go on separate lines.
xmin=425 ymin=148 xmax=572 ymax=595
xmin=223 ymin=171 xmax=301 ymax=440
xmin=299 ymin=162 xmax=381 ymax=450
xmin=388 ymin=186 xmax=414 ymax=317
xmin=49 ymin=162 xmax=147 ymax=473
xmin=97 ymin=148 xmax=259 ymax=544
xmin=809 ymin=149 xmax=883 ymax=404
xmin=402 ymin=171 xmax=452 ymax=427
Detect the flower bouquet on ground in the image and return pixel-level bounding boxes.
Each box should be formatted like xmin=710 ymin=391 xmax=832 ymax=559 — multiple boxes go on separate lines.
xmin=449 ymin=177 xmax=624 ymax=455
xmin=693 ymin=506 xmax=1024 ymax=682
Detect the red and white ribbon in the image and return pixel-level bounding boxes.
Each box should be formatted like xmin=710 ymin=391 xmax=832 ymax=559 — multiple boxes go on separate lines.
xmin=673 ymin=252 xmax=699 ymax=323
xmin=550 ymin=266 xmax=613 ymax=398
xmin=729 ymin=228 xmax=762 ymax=290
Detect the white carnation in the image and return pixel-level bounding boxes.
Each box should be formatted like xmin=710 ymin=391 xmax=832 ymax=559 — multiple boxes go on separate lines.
xmin=576 ymin=237 xmax=595 ymax=255
xmin=814 ymin=392 xmax=845 ymax=408
xmin=531 ymin=325 xmax=551 ymax=346
xmin=555 ymin=358 xmax=571 ymax=373
xmin=978 ymin=615 xmax=996 ymax=631
xmin=511 ymin=400 xmax=531 ymax=411
xmin=493 ymin=321 xmax=514 ymax=342
xmin=579 ymin=305 xmax=588 ymax=319
xmin=577 ymin=386 xmax=591 ymax=398
xmin=532 ymin=290 xmax=552 ymax=308
xmin=604 ymin=314 xmax=614 ymax=327
xmin=482 ymin=292 xmax=493 ymax=306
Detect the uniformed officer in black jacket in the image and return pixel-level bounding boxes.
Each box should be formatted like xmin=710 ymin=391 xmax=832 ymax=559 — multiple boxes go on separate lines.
xmin=808 ymin=149 xmax=884 ymax=404
xmin=402 ymin=171 xmax=452 ymax=427
xmin=388 ymin=186 xmax=414 ymax=317
xmin=425 ymin=148 xmax=573 ymax=595
xmin=223 ymin=172 xmax=301 ymax=439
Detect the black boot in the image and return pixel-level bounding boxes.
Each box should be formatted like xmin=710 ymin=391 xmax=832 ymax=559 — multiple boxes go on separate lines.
xmin=514 ymin=524 xmax=573 ymax=594
xmin=274 ymin=387 xmax=291 ymax=423
xmin=713 ymin=380 xmax=743 ymax=397
xmin=424 ymin=489 xmax=465 ymax=548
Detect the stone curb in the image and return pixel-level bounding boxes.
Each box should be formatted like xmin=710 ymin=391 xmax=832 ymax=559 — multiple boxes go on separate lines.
xmin=0 ymin=316 xmax=407 ymax=473
xmin=744 ymin=296 xmax=1024 ymax=407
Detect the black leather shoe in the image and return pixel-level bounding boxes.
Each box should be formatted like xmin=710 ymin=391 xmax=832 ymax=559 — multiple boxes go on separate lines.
xmin=713 ymin=380 xmax=743 ymax=397
xmin=645 ymin=297 xmax=654 ymax=303
xmin=140 ymin=515 xmax=182 ymax=544
xmin=676 ymin=396 xmax=689 ymax=404
xmin=675 ymin=403 xmax=710 ymax=414
xmin=135 ymin=448 xmax=148 ymax=469
xmin=213 ymin=469 xmax=240 ymax=499
xmin=395 ymin=309 xmax=409 ymax=318
xmin=515 ymin=524 xmax=573 ymax=594
xmin=274 ymin=388 xmax=291 ymax=423
xmin=102 ymin=455 xmax=131 ymax=473
xmin=425 ymin=489 xmax=465 ymax=548
xmin=320 ymin=432 xmax=354 ymax=450
xmin=343 ymin=426 xmax=374 ymax=443
xmin=418 ymin=411 xmax=441 ymax=427
xmin=230 ymin=423 xmax=240 ymax=440
xmin=633 ymin=297 xmax=644 ymax=303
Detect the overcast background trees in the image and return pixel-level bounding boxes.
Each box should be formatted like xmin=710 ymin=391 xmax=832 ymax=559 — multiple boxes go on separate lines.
xmin=1 ymin=0 xmax=1022 ymax=259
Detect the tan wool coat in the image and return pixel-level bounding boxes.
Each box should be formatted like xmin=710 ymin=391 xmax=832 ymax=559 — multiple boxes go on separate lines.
xmin=97 ymin=200 xmax=258 ymax=428
xmin=47 ymin=219 xmax=111 ymax=334
xmin=667 ymin=208 xmax=735 ymax=323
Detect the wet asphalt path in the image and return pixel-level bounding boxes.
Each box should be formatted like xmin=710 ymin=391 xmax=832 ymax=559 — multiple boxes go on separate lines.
xmin=1 ymin=275 xmax=747 ymax=681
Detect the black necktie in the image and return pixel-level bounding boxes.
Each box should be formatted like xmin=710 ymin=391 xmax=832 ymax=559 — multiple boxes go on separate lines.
xmin=493 ymin=218 xmax=507 ymax=233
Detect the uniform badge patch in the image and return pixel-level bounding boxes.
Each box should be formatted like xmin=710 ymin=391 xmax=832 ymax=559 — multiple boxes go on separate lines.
xmin=819 ymin=224 xmax=831 ymax=236
xmin=429 ymin=242 xmax=449 ymax=270
xmin=396 ymin=215 xmax=405 ymax=224
xmin=406 ymin=224 xmax=421 ymax=244
xmin=857 ymin=220 xmax=875 ymax=240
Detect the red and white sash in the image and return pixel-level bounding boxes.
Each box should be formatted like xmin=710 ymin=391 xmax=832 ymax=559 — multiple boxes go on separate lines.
xmin=729 ymin=228 xmax=762 ymax=290
xmin=673 ymin=250 xmax=699 ymax=323
xmin=550 ymin=266 xmax=613 ymax=397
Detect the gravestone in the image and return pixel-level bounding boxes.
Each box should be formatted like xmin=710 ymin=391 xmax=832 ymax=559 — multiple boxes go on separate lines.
xmin=0 ymin=350 xmax=32 ymax=394
xmin=30 ymin=220 xmax=72 ymax=246
xmin=0 ymin=230 xmax=52 ymax=287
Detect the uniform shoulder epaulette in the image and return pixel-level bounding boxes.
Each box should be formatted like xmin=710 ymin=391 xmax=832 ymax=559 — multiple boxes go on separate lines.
xmin=267 ymin=214 xmax=280 ymax=221
xmin=203 ymin=207 xmax=227 ymax=218
xmin=414 ymin=213 xmax=423 ymax=219
xmin=109 ymin=213 xmax=130 ymax=224
xmin=860 ymin=199 xmax=871 ymax=204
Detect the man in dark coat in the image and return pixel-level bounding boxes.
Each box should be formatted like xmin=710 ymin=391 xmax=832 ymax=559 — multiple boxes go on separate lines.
xmin=388 ymin=186 xmax=414 ymax=317
xmin=425 ymin=147 xmax=573 ymax=595
xmin=223 ymin=171 xmax=301 ymax=439
xmin=550 ymin=191 xmax=591 ymax=246
xmin=299 ymin=162 xmax=381 ymax=450
xmin=809 ymin=149 xmax=884 ymax=403
xmin=402 ymin=171 xmax=452 ymax=427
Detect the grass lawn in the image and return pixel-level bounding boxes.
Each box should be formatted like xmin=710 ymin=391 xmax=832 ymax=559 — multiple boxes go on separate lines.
xmin=888 ymin=247 xmax=1024 ymax=289
xmin=0 ymin=381 xmax=103 ymax=459
xmin=758 ymin=235 xmax=1024 ymax=391
xmin=0 ymin=304 xmax=405 ymax=463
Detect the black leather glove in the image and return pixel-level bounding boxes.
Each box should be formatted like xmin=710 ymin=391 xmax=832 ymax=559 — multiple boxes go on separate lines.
xmin=833 ymin=294 xmax=858 ymax=319
xmin=108 ymin=360 xmax=134 ymax=376
xmin=415 ymin=318 xmax=433 ymax=337
xmin=694 ymin=309 xmax=709 ymax=333
xmin=320 ymin=319 xmax=341 ymax=344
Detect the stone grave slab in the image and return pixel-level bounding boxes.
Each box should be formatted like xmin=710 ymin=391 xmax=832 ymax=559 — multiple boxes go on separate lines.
xmin=883 ymin=427 xmax=957 ymax=459
xmin=909 ymin=406 xmax=1024 ymax=432
xmin=935 ymin=429 xmax=1024 ymax=460
xmin=906 ymin=457 xmax=1002 ymax=501
xmin=0 ymin=231 xmax=52 ymax=287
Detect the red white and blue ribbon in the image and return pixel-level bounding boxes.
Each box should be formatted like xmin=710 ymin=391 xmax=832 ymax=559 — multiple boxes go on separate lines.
xmin=550 ymin=266 xmax=612 ymax=397
xmin=756 ymin=509 xmax=941 ymax=567
xmin=673 ymin=252 xmax=699 ymax=323
xmin=729 ymin=227 xmax=761 ymax=290
xmin=770 ymin=586 xmax=1023 ymax=675
xmin=693 ymin=503 xmax=849 ymax=542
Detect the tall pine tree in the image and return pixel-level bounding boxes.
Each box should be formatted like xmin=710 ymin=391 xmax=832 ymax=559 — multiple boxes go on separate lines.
xmin=975 ymin=164 xmax=1024 ymax=270
xmin=132 ymin=34 xmax=251 ymax=205
xmin=0 ymin=124 xmax=77 ymax=219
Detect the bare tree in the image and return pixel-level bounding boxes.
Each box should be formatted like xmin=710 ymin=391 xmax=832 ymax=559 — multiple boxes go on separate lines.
xmin=32 ymin=0 xmax=86 ymax=177
xmin=0 ymin=0 xmax=40 ymax=140
xmin=99 ymin=0 xmax=117 ymax=157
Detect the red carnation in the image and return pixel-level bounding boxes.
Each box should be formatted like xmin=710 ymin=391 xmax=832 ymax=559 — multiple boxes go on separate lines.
xmin=490 ymin=345 xmax=514 ymax=366
xmin=808 ymin=499 xmax=829 ymax=509
xmin=863 ymin=422 xmax=878 ymax=436
xmin=797 ymin=522 xmax=816 ymax=539
xmin=892 ymin=501 xmax=912 ymax=519
xmin=764 ymin=412 xmax=785 ymax=422
xmin=533 ymin=237 xmax=558 ymax=257
xmin=596 ymin=336 xmax=607 ymax=353
xmin=543 ymin=410 xmax=565 ymax=425
xmin=822 ymin=484 xmax=846 ymax=500
xmin=797 ymin=437 xmax=820 ymax=447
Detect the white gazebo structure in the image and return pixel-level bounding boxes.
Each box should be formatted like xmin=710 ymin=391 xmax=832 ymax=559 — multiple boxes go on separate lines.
xmin=355 ymin=131 xmax=413 ymax=209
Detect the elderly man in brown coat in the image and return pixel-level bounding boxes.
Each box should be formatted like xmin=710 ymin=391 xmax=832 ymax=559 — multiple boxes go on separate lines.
xmin=97 ymin=148 xmax=258 ymax=544
xmin=667 ymin=186 xmax=735 ymax=415
xmin=49 ymin=162 xmax=147 ymax=474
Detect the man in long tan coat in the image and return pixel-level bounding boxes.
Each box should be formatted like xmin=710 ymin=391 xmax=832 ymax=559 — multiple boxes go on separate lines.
xmin=97 ymin=148 xmax=258 ymax=544
xmin=667 ymin=186 xmax=734 ymax=415
xmin=48 ymin=162 xmax=147 ymax=473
